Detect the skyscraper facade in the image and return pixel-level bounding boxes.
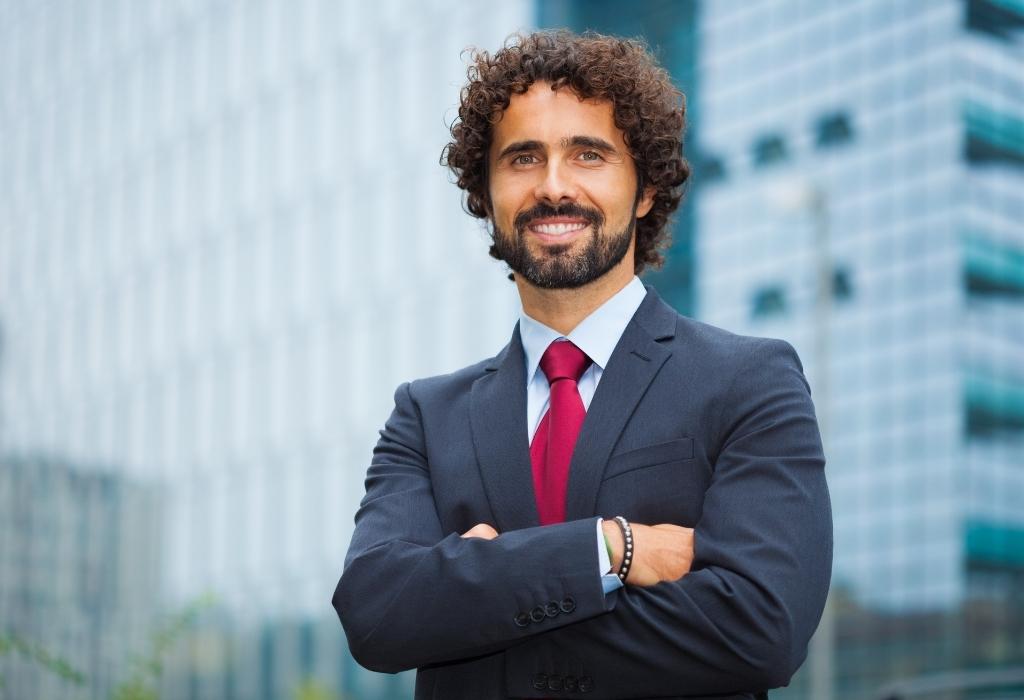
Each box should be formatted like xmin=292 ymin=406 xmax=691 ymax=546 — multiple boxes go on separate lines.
xmin=0 ymin=457 xmax=161 ymax=700
xmin=0 ymin=1 xmax=532 ymax=697
xmin=694 ymin=1 xmax=1024 ymax=696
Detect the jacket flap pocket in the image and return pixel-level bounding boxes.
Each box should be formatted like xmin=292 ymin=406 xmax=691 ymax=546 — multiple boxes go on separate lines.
xmin=604 ymin=437 xmax=694 ymax=479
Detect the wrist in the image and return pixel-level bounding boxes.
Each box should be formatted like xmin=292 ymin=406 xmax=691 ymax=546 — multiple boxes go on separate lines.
xmin=601 ymin=519 xmax=624 ymax=570
xmin=612 ymin=516 xmax=634 ymax=583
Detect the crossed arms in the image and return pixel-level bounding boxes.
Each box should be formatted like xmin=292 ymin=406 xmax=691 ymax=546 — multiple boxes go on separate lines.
xmin=333 ymin=339 xmax=832 ymax=697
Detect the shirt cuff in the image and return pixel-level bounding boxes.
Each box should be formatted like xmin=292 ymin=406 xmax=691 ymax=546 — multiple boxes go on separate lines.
xmin=596 ymin=518 xmax=623 ymax=594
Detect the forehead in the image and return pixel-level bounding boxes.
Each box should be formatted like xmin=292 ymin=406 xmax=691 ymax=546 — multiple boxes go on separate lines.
xmin=490 ymin=82 xmax=624 ymax=153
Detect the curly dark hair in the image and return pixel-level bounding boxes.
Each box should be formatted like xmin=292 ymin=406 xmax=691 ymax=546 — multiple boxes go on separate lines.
xmin=441 ymin=30 xmax=690 ymax=274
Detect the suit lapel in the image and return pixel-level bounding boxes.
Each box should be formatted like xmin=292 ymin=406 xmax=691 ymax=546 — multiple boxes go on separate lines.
xmin=469 ymin=288 xmax=680 ymax=530
xmin=564 ymin=288 xmax=678 ymax=521
xmin=469 ymin=323 xmax=540 ymax=531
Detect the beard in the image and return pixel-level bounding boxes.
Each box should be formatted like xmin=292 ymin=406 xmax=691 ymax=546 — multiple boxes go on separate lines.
xmin=490 ymin=201 xmax=636 ymax=289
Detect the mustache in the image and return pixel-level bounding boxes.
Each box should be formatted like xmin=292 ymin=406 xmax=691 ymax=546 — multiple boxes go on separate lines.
xmin=514 ymin=202 xmax=604 ymax=232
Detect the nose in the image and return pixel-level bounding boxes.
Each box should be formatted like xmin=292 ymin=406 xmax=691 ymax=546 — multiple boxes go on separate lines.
xmin=533 ymin=160 xmax=579 ymax=204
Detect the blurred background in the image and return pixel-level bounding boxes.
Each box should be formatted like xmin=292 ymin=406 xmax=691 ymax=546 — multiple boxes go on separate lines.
xmin=1 ymin=0 xmax=1022 ymax=698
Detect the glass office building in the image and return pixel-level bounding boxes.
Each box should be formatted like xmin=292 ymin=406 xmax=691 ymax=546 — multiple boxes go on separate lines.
xmin=0 ymin=456 xmax=161 ymax=700
xmin=1 ymin=1 xmax=531 ymax=698
xmin=693 ymin=1 xmax=1024 ymax=697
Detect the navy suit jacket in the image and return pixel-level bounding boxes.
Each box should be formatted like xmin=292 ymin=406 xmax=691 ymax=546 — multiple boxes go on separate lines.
xmin=333 ymin=286 xmax=832 ymax=699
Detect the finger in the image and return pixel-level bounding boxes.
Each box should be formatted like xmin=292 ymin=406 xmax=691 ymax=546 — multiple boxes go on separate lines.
xmin=461 ymin=523 xmax=499 ymax=539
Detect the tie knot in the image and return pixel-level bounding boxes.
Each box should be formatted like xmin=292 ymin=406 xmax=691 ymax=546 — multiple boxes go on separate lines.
xmin=539 ymin=340 xmax=592 ymax=384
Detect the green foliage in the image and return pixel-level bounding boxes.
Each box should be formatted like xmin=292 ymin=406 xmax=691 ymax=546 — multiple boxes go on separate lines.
xmin=110 ymin=678 xmax=158 ymax=700
xmin=292 ymin=679 xmax=342 ymax=700
xmin=2 ymin=597 xmax=353 ymax=700
xmin=0 ymin=631 xmax=86 ymax=693
xmin=109 ymin=592 xmax=217 ymax=700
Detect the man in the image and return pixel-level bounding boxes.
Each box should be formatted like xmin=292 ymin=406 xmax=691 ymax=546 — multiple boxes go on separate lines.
xmin=333 ymin=31 xmax=831 ymax=699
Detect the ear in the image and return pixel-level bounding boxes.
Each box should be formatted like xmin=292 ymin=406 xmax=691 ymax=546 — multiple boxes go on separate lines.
xmin=636 ymin=185 xmax=656 ymax=219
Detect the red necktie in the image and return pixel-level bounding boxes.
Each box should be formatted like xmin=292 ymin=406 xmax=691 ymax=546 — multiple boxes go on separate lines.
xmin=530 ymin=340 xmax=592 ymax=525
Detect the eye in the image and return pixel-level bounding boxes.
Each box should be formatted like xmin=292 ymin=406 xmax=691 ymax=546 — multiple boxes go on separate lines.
xmin=512 ymin=154 xmax=537 ymax=165
xmin=578 ymin=150 xmax=603 ymax=162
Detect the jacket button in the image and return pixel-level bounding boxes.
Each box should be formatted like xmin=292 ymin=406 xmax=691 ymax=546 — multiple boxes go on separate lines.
xmin=564 ymin=675 xmax=579 ymax=691
xmin=514 ymin=612 xmax=530 ymax=627
xmin=545 ymin=601 xmax=560 ymax=618
xmin=559 ymin=596 xmax=576 ymax=614
xmin=532 ymin=673 xmax=548 ymax=690
xmin=547 ymin=674 xmax=564 ymax=691
xmin=578 ymin=675 xmax=593 ymax=692
xmin=529 ymin=605 xmax=546 ymax=623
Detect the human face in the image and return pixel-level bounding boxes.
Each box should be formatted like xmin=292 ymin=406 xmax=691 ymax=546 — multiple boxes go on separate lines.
xmin=487 ymin=82 xmax=654 ymax=289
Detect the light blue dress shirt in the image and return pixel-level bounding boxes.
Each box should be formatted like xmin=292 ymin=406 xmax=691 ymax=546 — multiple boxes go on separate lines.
xmin=519 ymin=275 xmax=648 ymax=594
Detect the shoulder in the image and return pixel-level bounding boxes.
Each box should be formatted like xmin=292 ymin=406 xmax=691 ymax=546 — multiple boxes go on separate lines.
xmin=395 ymin=346 xmax=506 ymax=412
xmin=637 ymin=288 xmax=804 ymax=380
xmin=406 ymin=356 xmax=493 ymax=399
xmin=658 ymin=315 xmax=816 ymax=452
xmin=672 ymin=315 xmax=802 ymax=373
xmin=636 ymin=286 xmax=801 ymax=374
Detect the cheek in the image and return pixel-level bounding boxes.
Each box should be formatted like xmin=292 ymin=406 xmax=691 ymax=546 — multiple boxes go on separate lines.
xmin=491 ymin=183 xmax=533 ymax=225
xmin=593 ymin=186 xmax=636 ymax=222
xmin=588 ymin=168 xmax=636 ymax=203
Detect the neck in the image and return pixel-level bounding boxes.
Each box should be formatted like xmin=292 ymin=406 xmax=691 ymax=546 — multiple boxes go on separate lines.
xmin=516 ymin=264 xmax=635 ymax=336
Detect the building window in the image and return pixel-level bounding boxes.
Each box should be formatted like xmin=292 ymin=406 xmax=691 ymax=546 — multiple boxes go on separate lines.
xmin=966 ymin=519 xmax=1024 ymax=570
xmin=752 ymin=134 xmax=789 ymax=167
xmin=697 ymin=153 xmax=727 ymax=185
xmin=963 ymin=233 xmax=1024 ymax=299
xmin=815 ymin=111 xmax=854 ymax=148
xmin=832 ymin=265 xmax=854 ymax=301
xmin=260 ymin=625 xmax=276 ymax=700
xmin=965 ymin=0 xmax=1024 ymax=41
xmin=963 ymin=101 xmax=1024 ymax=167
xmin=751 ymin=285 xmax=787 ymax=319
xmin=965 ymin=373 xmax=1024 ymax=438
xmin=299 ymin=620 xmax=315 ymax=676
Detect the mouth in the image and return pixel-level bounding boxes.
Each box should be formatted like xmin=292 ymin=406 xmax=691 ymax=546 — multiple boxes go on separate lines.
xmin=525 ymin=218 xmax=591 ymax=244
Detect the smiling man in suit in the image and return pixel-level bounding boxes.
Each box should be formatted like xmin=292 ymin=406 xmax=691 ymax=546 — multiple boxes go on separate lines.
xmin=333 ymin=31 xmax=832 ymax=699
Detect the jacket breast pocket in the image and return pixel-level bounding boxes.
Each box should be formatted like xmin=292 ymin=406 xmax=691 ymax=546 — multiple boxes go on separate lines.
xmin=597 ymin=437 xmax=709 ymax=526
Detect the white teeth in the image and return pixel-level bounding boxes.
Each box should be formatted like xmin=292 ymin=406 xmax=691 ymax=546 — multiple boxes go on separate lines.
xmin=532 ymin=222 xmax=587 ymax=235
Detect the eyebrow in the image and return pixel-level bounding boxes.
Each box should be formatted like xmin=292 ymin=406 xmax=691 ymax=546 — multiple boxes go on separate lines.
xmin=496 ymin=140 xmax=544 ymax=161
xmin=496 ymin=135 xmax=620 ymax=161
xmin=563 ymin=135 xmax=618 ymax=154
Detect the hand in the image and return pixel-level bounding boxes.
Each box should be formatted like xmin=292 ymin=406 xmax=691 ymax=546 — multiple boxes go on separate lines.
xmin=461 ymin=523 xmax=499 ymax=540
xmin=602 ymin=520 xmax=694 ymax=587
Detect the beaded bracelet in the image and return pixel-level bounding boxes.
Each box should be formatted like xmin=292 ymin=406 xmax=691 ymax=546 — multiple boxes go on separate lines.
xmin=613 ymin=516 xmax=633 ymax=582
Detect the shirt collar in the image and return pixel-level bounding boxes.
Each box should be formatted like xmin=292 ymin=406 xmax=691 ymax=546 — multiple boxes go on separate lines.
xmin=519 ymin=276 xmax=648 ymax=386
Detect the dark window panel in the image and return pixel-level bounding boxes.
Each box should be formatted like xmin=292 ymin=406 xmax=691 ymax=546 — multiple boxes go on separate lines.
xmin=964 ymin=373 xmax=1024 ymax=438
xmin=963 ymin=101 xmax=1024 ymax=168
xmin=697 ymin=153 xmax=727 ymax=184
xmin=965 ymin=0 xmax=1024 ymax=40
xmin=832 ymin=265 xmax=854 ymax=301
xmin=963 ymin=232 xmax=1024 ymax=299
xmin=751 ymin=285 xmax=787 ymax=318
xmin=752 ymin=134 xmax=788 ymax=167
xmin=965 ymin=134 xmax=1024 ymax=166
xmin=816 ymin=111 xmax=855 ymax=148
xmin=966 ymin=520 xmax=1024 ymax=570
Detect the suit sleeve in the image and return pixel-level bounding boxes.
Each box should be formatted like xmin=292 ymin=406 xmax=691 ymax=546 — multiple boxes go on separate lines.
xmin=502 ymin=339 xmax=833 ymax=698
xmin=332 ymin=381 xmax=616 ymax=674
